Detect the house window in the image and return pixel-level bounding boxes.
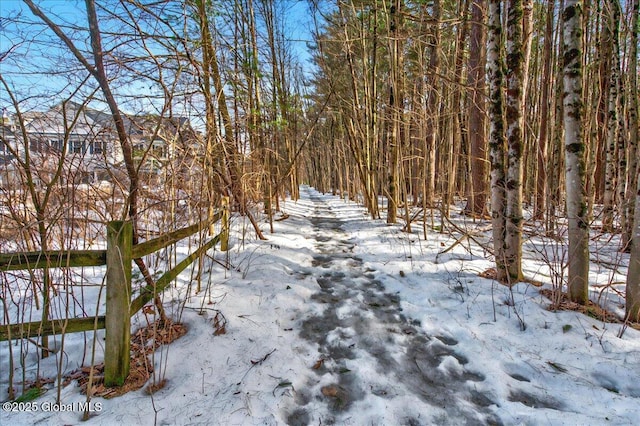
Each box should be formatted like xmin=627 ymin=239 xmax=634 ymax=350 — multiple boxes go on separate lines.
xmin=91 ymin=140 xmax=105 ymax=155
xmin=50 ymin=139 xmax=64 ymax=152
xmin=152 ymin=140 xmax=166 ymax=159
xmin=29 ymin=138 xmax=40 ymax=152
xmin=29 ymin=138 xmax=64 ymax=153
xmin=71 ymin=140 xmax=85 ymax=154
xmin=0 ymin=138 xmax=12 ymax=160
xmin=133 ymin=143 xmax=145 ymax=158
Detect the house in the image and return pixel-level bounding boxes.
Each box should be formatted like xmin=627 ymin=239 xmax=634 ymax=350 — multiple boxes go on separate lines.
xmin=0 ymin=120 xmax=17 ymax=188
xmin=0 ymin=102 xmax=198 ymax=187
xmin=126 ymin=114 xmax=198 ymax=176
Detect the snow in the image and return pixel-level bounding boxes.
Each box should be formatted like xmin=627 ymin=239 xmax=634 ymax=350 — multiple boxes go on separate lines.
xmin=2 ymin=185 xmax=640 ymax=425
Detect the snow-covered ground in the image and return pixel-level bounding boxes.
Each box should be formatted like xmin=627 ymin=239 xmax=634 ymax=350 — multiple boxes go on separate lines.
xmin=1 ymin=185 xmax=639 ymax=425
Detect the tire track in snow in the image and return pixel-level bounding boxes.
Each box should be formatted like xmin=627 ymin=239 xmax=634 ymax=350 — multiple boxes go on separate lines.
xmin=286 ymin=190 xmax=503 ymax=425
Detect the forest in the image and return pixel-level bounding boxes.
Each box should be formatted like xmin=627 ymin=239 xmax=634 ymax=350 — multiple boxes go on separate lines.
xmin=0 ymin=0 xmax=639 ymax=424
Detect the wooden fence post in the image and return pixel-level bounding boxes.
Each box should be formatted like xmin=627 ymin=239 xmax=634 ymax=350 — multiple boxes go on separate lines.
xmin=221 ymin=196 xmax=230 ymax=251
xmin=105 ymin=220 xmax=132 ymax=387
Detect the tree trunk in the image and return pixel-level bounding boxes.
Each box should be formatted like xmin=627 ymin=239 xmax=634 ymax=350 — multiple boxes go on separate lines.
xmin=488 ymin=0 xmax=507 ymax=282
xmin=424 ymin=0 xmax=441 ymax=208
xmin=622 ymin=0 xmax=639 ymax=252
xmin=563 ymin=0 xmax=590 ymax=305
xmin=602 ymin=0 xmax=621 ymax=233
xmin=446 ymin=0 xmax=469 ymax=217
xmin=464 ymin=0 xmax=488 ymax=217
xmin=535 ymin=0 xmax=555 ymax=220
xmin=504 ymin=0 xmax=526 ymax=282
xmin=198 ymin=0 xmax=266 ymax=240
xmin=338 ymin=2 xmax=380 ymax=219
xmin=386 ymin=0 xmax=403 ymax=224
xmin=626 ymin=0 xmax=640 ymax=314
xmin=547 ymin=4 xmax=566 ymax=236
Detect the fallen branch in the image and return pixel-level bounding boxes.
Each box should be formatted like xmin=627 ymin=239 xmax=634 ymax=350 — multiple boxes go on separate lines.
xmin=237 ymin=348 xmax=277 ymax=386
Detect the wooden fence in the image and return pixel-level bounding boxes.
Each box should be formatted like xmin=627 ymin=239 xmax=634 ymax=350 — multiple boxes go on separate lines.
xmin=0 ymin=202 xmax=229 ymax=386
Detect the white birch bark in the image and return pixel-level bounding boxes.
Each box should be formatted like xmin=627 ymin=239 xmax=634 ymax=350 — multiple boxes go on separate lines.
xmin=505 ymin=0 xmax=525 ymax=282
xmin=563 ymin=0 xmax=590 ymax=304
xmin=488 ymin=0 xmax=507 ymax=282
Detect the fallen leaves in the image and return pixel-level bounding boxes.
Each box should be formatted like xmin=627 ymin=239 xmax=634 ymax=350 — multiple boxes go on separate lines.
xmin=479 ymin=268 xmax=498 ymax=280
xmin=212 ymin=311 xmax=227 ymax=336
xmin=539 ymin=289 xmax=629 ymax=325
xmin=64 ymin=319 xmax=187 ymax=399
xmin=321 ymin=385 xmax=339 ymax=397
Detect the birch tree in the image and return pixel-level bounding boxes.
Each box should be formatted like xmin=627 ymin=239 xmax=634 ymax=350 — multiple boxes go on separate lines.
xmin=504 ymin=0 xmax=526 ymax=282
xmin=488 ymin=0 xmax=507 ymax=282
xmin=563 ymin=0 xmax=589 ymax=304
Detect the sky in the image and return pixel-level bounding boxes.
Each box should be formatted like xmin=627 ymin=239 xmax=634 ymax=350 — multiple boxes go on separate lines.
xmin=0 ymin=0 xmax=318 ymax=115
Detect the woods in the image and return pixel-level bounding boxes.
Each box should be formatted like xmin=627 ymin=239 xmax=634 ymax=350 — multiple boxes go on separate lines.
xmin=0 ymin=0 xmax=639 ymax=412
xmin=305 ymin=0 xmax=638 ymax=315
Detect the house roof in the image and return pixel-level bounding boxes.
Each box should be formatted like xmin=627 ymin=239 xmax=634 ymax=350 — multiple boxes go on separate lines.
xmin=22 ymin=102 xmax=105 ymax=137
xmin=12 ymin=101 xmax=195 ymax=144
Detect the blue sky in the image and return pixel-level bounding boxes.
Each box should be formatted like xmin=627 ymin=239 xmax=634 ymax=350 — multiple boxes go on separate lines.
xmin=0 ymin=0 xmax=317 ymax=115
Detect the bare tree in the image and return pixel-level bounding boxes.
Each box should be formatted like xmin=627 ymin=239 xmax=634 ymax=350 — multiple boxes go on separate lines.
xmin=504 ymin=0 xmax=527 ymax=282
xmin=487 ymin=0 xmax=508 ymax=282
xmin=563 ymin=0 xmax=589 ymax=304
xmin=534 ymin=0 xmax=555 ymax=220
xmin=190 ymin=0 xmax=266 ymax=239
xmin=386 ymin=0 xmax=404 ymax=224
xmin=602 ymin=0 xmax=622 ymax=233
xmin=423 ymin=0 xmax=441 ymax=210
xmin=464 ymin=0 xmax=488 ymax=217
xmin=622 ymin=0 xmax=639 ymax=251
xmin=625 ymin=0 xmax=640 ymax=320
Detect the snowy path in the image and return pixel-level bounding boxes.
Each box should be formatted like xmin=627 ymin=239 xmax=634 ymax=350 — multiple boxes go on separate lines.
xmin=285 ymin=191 xmax=500 ymax=425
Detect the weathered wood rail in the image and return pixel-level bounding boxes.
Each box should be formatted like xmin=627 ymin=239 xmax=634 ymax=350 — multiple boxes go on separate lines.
xmin=0 ymin=202 xmax=228 ymax=386
xmin=0 ymin=249 xmax=106 ymax=271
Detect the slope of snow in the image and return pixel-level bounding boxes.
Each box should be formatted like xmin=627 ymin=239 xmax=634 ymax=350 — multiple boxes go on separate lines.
xmin=1 ymin=186 xmax=639 ymax=425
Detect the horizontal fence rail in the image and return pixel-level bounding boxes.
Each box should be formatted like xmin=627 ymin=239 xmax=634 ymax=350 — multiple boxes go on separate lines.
xmin=0 ymin=249 xmax=106 ymax=271
xmin=132 ymin=212 xmax=222 ymax=258
xmin=129 ymin=233 xmax=222 ymax=316
xmin=0 ymin=316 xmax=106 ymax=341
xmin=0 ymin=200 xmax=229 ymax=385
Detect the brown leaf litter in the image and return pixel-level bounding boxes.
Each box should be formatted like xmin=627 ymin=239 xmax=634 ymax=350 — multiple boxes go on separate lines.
xmin=64 ymin=319 xmax=187 ymax=398
xmin=539 ymin=288 xmax=640 ymax=330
